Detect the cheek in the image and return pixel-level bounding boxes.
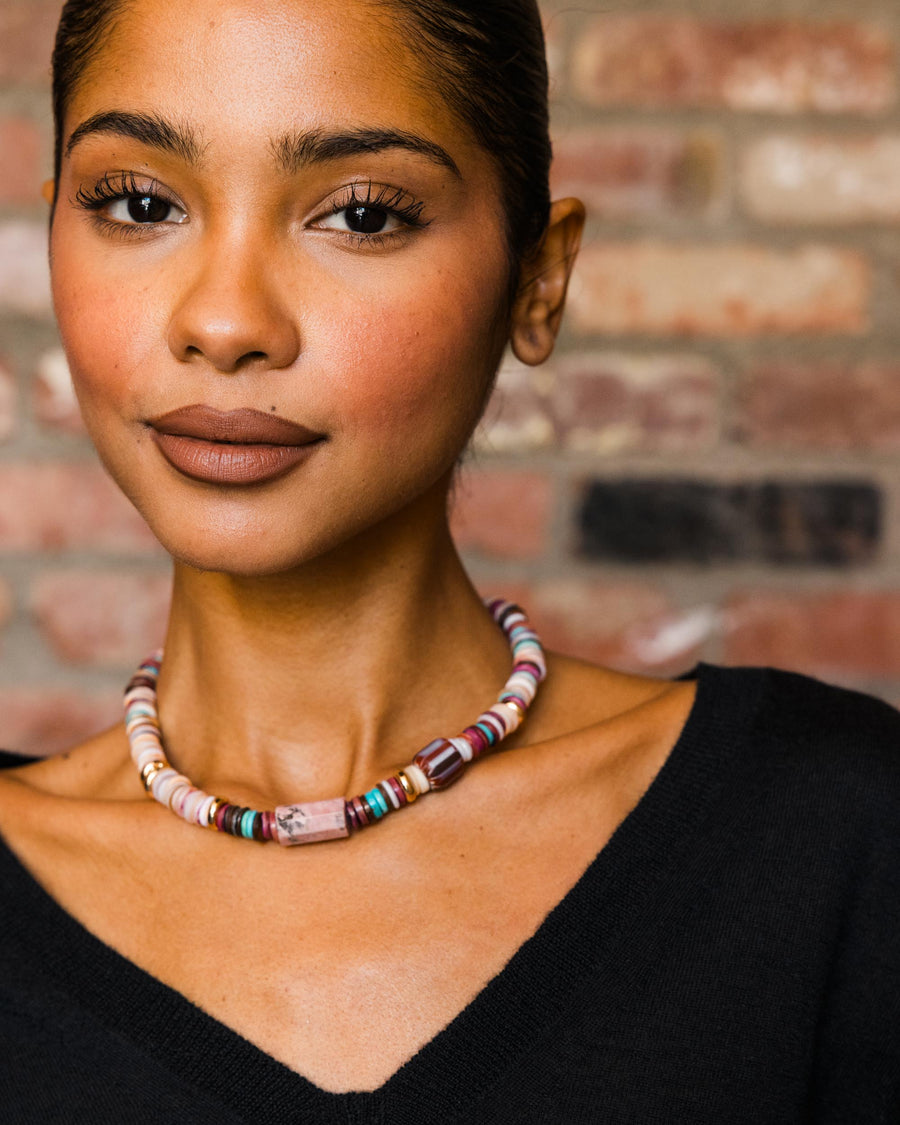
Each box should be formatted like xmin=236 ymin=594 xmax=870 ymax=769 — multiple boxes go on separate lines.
xmin=50 ymin=238 xmax=159 ymax=423
xmin=329 ymin=260 xmax=508 ymax=451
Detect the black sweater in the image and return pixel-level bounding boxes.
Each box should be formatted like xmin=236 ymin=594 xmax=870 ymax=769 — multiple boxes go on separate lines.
xmin=0 ymin=664 xmax=899 ymax=1123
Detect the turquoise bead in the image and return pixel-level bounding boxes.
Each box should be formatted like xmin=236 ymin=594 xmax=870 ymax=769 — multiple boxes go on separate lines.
xmin=475 ymin=721 xmax=497 ymax=746
xmin=365 ymin=787 xmax=389 ymax=818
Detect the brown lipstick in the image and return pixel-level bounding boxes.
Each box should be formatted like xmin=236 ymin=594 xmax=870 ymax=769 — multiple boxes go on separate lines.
xmin=149 ymin=406 xmax=324 ymax=485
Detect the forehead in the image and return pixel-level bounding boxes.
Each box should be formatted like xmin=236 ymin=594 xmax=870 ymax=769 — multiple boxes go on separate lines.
xmin=66 ymin=0 xmax=463 ymax=156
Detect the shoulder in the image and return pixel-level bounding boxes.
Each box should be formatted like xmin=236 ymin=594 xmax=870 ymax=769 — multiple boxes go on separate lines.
xmin=742 ymin=663 xmax=900 ymax=769
xmin=697 ymin=663 xmax=900 ymax=835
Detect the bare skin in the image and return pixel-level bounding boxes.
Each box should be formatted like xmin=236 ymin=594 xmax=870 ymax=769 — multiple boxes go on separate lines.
xmin=0 ymin=0 xmax=696 ymax=1093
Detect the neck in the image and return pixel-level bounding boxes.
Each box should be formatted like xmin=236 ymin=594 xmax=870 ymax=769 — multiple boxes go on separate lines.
xmin=154 ymin=503 xmax=511 ymax=808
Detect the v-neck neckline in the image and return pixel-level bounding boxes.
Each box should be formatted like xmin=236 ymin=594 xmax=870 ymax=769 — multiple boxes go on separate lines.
xmin=0 ymin=664 xmax=766 ymax=1124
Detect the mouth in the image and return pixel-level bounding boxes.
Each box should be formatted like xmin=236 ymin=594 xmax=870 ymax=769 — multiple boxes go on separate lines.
xmin=148 ymin=405 xmax=326 ymax=485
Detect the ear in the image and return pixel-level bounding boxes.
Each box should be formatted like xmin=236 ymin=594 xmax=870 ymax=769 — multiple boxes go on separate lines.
xmin=510 ymin=197 xmax=585 ymax=366
xmin=41 ymin=179 xmax=56 ymax=207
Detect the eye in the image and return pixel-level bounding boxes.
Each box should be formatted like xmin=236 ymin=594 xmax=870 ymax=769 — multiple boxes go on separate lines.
xmin=310 ymin=183 xmax=429 ymax=243
xmin=107 ymin=194 xmax=187 ymax=225
xmin=319 ymin=205 xmax=402 ymax=236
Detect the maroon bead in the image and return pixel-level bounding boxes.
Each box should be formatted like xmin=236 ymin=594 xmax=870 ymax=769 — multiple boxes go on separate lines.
xmin=414 ymin=738 xmax=465 ymax=789
xmin=496 ymin=602 xmax=524 ymax=629
xmin=126 ymin=674 xmax=158 ymax=691
xmin=385 ymin=775 xmax=407 ymax=807
xmin=215 ymin=804 xmax=229 ymax=831
xmin=350 ymin=795 xmax=370 ymax=827
xmin=481 ymin=712 xmax=505 ymax=739
xmin=463 ymin=725 xmax=489 ymax=756
xmin=514 ymin=661 xmax=541 ymax=678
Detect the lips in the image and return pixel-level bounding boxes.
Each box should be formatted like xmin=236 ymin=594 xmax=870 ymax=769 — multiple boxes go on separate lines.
xmin=149 ymin=405 xmax=325 ymax=485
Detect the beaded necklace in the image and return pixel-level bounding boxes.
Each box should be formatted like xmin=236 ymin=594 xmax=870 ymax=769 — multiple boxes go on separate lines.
xmin=124 ymin=598 xmax=546 ymax=846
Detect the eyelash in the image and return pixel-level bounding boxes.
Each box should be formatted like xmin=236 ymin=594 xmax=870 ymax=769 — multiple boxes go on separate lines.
xmin=326 ymin=181 xmax=430 ymax=248
xmin=73 ymin=173 xmax=431 ymax=247
xmin=74 ymin=172 xmax=173 ymax=239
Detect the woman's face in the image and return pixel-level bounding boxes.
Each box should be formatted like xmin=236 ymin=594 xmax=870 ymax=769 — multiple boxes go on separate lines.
xmin=50 ymin=0 xmax=513 ymax=575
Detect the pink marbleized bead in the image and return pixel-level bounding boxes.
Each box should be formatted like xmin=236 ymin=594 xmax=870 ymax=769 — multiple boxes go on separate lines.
xmin=274 ymin=798 xmax=349 ymax=846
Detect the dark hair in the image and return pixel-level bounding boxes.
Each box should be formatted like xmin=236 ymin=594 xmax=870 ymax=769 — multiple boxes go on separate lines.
xmin=52 ymin=0 xmax=551 ymax=274
xmin=51 ymin=0 xmax=128 ymax=187
xmin=377 ymin=0 xmax=552 ymax=272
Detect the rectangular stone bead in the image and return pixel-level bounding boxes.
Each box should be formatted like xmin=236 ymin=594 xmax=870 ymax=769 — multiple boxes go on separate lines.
xmin=274 ymin=799 xmax=349 ymax=846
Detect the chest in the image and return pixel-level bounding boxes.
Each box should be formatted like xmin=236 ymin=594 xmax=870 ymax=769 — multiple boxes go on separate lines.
xmin=39 ymin=797 xmax=609 ymax=1092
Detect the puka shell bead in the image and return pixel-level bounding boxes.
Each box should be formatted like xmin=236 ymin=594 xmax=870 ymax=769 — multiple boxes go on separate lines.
xmin=150 ymin=768 xmax=180 ymax=802
xmin=449 ymin=736 xmax=475 ymax=764
xmin=404 ymin=762 xmax=430 ymax=795
xmin=496 ymin=701 xmax=523 ymax=732
xmin=413 ymin=738 xmax=465 ymax=789
xmin=274 ymin=798 xmax=349 ymax=846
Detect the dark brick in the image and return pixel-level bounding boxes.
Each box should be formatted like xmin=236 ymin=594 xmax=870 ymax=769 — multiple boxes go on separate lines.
xmin=578 ymin=479 xmax=881 ymax=566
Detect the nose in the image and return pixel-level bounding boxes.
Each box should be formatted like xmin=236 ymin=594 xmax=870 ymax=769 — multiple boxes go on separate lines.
xmin=167 ymin=238 xmax=301 ymax=374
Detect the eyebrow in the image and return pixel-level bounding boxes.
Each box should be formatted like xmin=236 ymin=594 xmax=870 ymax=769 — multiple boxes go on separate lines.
xmin=65 ymin=112 xmax=460 ymax=178
xmin=273 ymin=127 xmax=461 ymax=177
xmin=66 ymin=111 xmax=204 ymax=165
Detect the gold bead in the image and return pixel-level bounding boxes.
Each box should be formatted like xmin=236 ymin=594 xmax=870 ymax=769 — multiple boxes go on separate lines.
xmin=140 ymin=760 xmax=167 ymax=793
xmin=396 ymin=770 xmax=418 ymax=803
xmin=208 ymin=797 xmax=227 ymax=828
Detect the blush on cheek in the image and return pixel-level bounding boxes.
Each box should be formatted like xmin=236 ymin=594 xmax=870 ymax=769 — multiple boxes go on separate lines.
xmin=352 ymin=330 xmax=491 ymax=443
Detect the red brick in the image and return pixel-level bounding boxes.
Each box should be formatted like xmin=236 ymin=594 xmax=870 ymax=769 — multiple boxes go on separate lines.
xmin=742 ymin=134 xmax=900 ymax=224
xmin=0 ymin=222 xmax=52 ymax=316
xmin=0 ymin=464 xmax=158 ymax=553
xmin=0 ymin=688 xmax=120 ymax=757
xmin=734 ymin=362 xmax=900 ymax=451
xmin=33 ymin=348 xmax=85 ymax=435
xmin=475 ymin=355 xmax=555 ymax=454
xmin=552 ymin=352 xmax=719 ymax=454
xmin=551 ymin=129 xmax=723 ymax=220
xmin=0 ymin=360 xmax=17 ymax=442
xmin=523 ymin=579 xmax=700 ymax=675
xmin=452 ymin=469 xmax=552 ymax=560
xmin=0 ymin=117 xmax=44 ymax=206
xmin=0 ymin=1 xmax=60 ymax=84
xmin=572 ymin=16 xmax=895 ymax=114
xmin=725 ymin=590 xmax=900 ymax=679
xmin=31 ymin=570 xmax=170 ymax=668
xmin=568 ymin=242 xmax=869 ymax=337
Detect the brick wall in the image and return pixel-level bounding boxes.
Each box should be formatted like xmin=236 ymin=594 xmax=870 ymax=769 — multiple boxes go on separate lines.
xmin=2 ymin=0 xmax=900 ymax=753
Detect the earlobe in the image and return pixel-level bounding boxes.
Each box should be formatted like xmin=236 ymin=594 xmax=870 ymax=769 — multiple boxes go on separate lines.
xmin=510 ymin=197 xmax=585 ymax=366
xmin=41 ymin=179 xmax=56 ymax=207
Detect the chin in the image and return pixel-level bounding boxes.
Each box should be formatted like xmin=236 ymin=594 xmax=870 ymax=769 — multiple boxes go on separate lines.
xmin=162 ymin=533 xmax=331 ymax=579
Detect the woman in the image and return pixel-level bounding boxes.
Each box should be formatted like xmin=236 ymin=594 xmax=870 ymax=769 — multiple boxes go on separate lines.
xmin=0 ymin=0 xmax=897 ymax=1120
